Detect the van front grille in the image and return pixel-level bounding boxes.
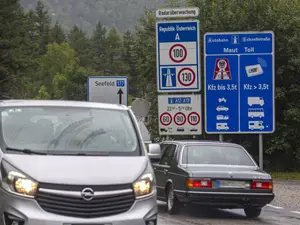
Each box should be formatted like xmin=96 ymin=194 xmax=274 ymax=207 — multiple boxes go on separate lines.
xmin=35 ymin=184 xmax=136 ymax=218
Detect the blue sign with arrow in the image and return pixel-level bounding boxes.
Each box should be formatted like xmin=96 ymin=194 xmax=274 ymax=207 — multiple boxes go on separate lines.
xmin=204 ymin=31 xmax=275 ymax=133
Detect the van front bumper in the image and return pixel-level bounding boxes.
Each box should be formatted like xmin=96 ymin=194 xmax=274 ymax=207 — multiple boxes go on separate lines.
xmin=0 ymin=188 xmax=157 ymax=225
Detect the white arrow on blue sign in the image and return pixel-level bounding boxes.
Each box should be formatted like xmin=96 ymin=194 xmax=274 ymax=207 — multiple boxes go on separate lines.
xmin=204 ymin=31 xmax=275 ymax=134
xmin=156 ymin=20 xmax=201 ymax=93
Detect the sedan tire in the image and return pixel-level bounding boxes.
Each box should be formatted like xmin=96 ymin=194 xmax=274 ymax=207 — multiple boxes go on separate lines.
xmin=166 ymin=184 xmax=181 ymax=214
xmin=244 ymin=207 xmax=262 ymax=218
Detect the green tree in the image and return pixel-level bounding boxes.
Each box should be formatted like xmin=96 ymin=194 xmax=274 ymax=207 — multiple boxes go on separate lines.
xmin=90 ymin=21 xmax=107 ymax=73
xmin=29 ymin=0 xmax=51 ymax=55
xmin=106 ymin=26 xmax=126 ymax=74
xmin=50 ymin=22 xmax=66 ymax=44
xmin=38 ymin=42 xmax=79 ymax=98
xmin=68 ymin=26 xmax=91 ymax=67
xmin=0 ymin=0 xmax=39 ymax=98
xmin=122 ymin=31 xmax=138 ymax=95
xmin=133 ymin=10 xmax=157 ymax=137
xmin=52 ymin=65 xmax=88 ymax=101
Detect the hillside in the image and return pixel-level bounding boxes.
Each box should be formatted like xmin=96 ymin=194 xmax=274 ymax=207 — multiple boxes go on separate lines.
xmin=20 ymin=0 xmax=166 ymax=35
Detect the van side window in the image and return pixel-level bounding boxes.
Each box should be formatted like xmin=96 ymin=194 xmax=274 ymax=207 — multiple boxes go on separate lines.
xmin=159 ymin=144 xmax=176 ymax=166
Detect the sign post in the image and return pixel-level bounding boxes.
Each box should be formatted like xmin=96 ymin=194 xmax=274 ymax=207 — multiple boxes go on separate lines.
xmin=204 ymin=31 xmax=275 ymax=169
xmin=87 ymin=76 xmax=128 ymax=106
xmin=158 ymin=94 xmax=202 ymax=136
xmin=156 ymin=20 xmax=201 ymax=93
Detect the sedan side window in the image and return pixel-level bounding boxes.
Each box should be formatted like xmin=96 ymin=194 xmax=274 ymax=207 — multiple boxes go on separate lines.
xmin=159 ymin=144 xmax=176 ymax=166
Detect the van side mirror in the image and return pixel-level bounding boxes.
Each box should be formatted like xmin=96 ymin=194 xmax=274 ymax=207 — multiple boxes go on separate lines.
xmin=148 ymin=143 xmax=161 ymax=163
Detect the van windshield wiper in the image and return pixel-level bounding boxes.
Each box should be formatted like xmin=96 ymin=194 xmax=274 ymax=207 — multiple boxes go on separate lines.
xmin=5 ymin=147 xmax=48 ymax=155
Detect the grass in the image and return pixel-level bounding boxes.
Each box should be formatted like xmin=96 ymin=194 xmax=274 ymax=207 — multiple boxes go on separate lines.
xmin=270 ymin=172 xmax=300 ymax=180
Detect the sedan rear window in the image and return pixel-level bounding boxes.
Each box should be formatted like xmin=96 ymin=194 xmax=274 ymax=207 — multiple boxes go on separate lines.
xmin=181 ymin=145 xmax=256 ymax=166
xmin=0 ymin=106 xmax=140 ymax=156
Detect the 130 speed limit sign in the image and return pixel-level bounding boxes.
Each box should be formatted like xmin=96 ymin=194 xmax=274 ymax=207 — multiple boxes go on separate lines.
xmin=178 ymin=68 xmax=196 ymax=86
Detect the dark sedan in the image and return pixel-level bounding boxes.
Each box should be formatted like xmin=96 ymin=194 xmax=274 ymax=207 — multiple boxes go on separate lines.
xmin=148 ymin=140 xmax=275 ymax=218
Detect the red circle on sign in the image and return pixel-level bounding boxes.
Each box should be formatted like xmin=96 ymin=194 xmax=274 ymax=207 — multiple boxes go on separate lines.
xmin=188 ymin=112 xmax=200 ymax=126
xmin=160 ymin=112 xmax=172 ymax=126
xmin=178 ymin=68 xmax=196 ymax=86
xmin=174 ymin=112 xmax=186 ymax=126
xmin=169 ymin=44 xmax=187 ymax=63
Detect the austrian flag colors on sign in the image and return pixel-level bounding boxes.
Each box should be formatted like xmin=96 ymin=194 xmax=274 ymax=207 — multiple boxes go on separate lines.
xmin=156 ymin=20 xmax=201 ymax=93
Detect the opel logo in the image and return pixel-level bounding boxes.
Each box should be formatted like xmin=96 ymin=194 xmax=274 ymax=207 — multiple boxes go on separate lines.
xmin=81 ymin=187 xmax=94 ymax=201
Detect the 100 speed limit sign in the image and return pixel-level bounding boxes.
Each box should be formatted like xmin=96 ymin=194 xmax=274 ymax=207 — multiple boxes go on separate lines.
xmin=169 ymin=44 xmax=187 ymax=63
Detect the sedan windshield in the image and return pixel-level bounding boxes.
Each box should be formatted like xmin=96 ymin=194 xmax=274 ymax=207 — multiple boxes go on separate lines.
xmin=0 ymin=106 xmax=140 ymax=156
xmin=181 ymin=145 xmax=256 ymax=166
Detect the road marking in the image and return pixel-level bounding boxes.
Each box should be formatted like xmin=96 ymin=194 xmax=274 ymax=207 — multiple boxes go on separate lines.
xmin=291 ymin=211 xmax=300 ymax=215
xmin=267 ymin=204 xmax=284 ymax=209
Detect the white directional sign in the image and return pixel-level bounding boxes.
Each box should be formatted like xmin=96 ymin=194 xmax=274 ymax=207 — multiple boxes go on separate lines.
xmin=88 ymin=76 xmax=128 ymax=105
xmin=158 ymin=94 xmax=202 ymax=135
xmin=156 ymin=20 xmax=201 ymax=93
xmin=156 ymin=7 xmax=200 ymax=18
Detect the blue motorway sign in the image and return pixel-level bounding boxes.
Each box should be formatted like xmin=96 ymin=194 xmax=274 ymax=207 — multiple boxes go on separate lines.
xmin=156 ymin=20 xmax=200 ymax=92
xmin=204 ymin=31 xmax=275 ymax=133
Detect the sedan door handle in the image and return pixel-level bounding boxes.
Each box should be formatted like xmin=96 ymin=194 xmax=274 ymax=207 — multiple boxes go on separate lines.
xmin=163 ymin=169 xmax=168 ymax=174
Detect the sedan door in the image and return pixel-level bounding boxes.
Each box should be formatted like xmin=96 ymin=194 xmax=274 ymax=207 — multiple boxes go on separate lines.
xmin=153 ymin=144 xmax=176 ymax=201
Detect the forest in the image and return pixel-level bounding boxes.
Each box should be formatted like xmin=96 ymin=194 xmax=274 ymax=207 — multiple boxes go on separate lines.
xmin=20 ymin=0 xmax=167 ymax=35
xmin=1 ymin=0 xmax=300 ymax=171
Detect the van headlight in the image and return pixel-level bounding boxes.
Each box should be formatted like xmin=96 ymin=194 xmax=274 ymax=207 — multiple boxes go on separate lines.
xmin=1 ymin=160 xmax=38 ymax=198
xmin=133 ymin=173 xmax=155 ymax=199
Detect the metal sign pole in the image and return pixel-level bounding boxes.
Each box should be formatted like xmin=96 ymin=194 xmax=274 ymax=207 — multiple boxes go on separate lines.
xmin=259 ymin=134 xmax=263 ymax=170
xmin=219 ymin=134 xmax=223 ymax=142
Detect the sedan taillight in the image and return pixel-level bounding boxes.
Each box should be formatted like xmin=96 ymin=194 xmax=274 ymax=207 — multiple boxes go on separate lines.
xmin=186 ymin=178 xmax=212 ymax=188
xmin=251 ymin=180 xmax=273 ymax=190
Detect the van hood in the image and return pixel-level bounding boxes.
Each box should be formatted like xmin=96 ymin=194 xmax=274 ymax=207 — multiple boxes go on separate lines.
xmin=3 ymin=154 xmax=148 ymax=185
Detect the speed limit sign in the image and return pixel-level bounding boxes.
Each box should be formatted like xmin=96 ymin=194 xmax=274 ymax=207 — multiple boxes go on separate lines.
xmin=178 ymin=67 xmax=196 ymax=86
xmin=169 ymin=44 xmax=187 ymax=63
xmin=188 ymin=112 xmax=200 ymax=126
xmin=174 ymin=112 xmax=186 ymax=126
xmin=159 ymin=112 xmax=172 ymax=126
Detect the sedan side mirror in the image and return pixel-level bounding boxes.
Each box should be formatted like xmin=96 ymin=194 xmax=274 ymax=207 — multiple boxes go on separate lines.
xmin=148 ymin=143 xmax=161 ymax=162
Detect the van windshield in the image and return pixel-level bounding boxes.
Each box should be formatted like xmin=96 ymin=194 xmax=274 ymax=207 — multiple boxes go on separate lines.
xmin=0 ymin=106 xmax=140 ymax=156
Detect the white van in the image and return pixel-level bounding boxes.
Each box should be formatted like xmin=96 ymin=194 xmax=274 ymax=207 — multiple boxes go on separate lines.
xmin=0 ymin=100 xmax=158 ymax=225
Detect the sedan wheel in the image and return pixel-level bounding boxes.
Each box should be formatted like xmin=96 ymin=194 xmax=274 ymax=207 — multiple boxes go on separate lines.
xmin=166 ymin=184 xmax=181 ymax=214
xmin=244 ymin=207 xmax=262 ymax=218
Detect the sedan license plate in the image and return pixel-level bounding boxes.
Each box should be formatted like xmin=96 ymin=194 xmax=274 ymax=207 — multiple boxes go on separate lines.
xmin=216 ymin=180 xmax=246 ymax=188
xmin=69 ymin=224 xmax=111 ymax=225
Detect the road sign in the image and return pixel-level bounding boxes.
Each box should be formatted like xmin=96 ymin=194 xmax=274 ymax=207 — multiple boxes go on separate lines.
xmin=156 ymin=7 xmax=199 ymax=18
xmin=156 ymin=20 xmax=200 ymax=92
xmin=158 ymin=94 xmax=202 ymax=135
xmin=87 ymin=76 xmax=128 ymax=105
xmin=204 ymin=31 xmax=275 ymax=133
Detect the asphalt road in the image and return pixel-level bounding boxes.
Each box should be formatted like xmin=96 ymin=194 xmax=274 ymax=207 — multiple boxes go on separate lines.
xmin=157 ymin=201 xmax=300 ymax=225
